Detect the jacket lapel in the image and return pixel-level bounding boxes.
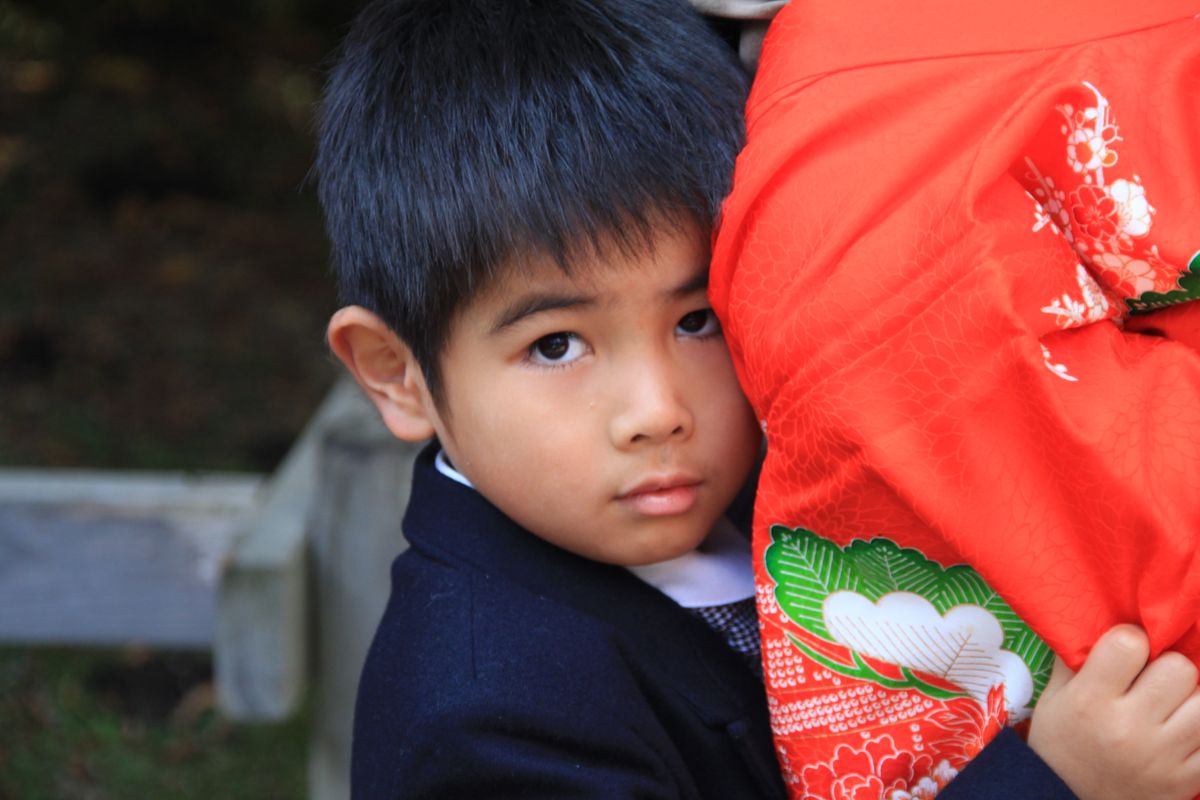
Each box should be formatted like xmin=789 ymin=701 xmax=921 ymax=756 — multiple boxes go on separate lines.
xmin=402 ymin=443 xmax=784 ymax=798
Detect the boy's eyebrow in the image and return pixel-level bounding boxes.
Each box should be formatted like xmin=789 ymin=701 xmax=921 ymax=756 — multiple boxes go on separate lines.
xmin=672 ymin=270 xmax=708 ymax=298
xmin=489 ymin=266 xmax=708 ymax=333
xmin=490 ymin=293 xmax=595 ymax=333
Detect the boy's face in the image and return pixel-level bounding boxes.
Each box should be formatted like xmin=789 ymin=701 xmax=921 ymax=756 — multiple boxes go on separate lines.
xmin=427 ymin=222 xmax=761 ymax=566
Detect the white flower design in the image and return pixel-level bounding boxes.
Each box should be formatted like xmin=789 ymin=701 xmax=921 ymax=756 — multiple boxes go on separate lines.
xmin=1041 ymin=344 xmax=1078 ymax=382
xmin=1032 ymin=83 xmax=1172 ymax=303
xmin=1059 ymin=83 xmax=1121 ymax=181
xmin=1107 ymin=178 xmax=1153 ymax=238
xmin=1066 ymin=126 xmax=1110 ymax=174
xmin=1090 ymin=251 xmax=1167 ymax=297
xmin=822 ymin=591 xmax=1035 ymax=719
xmin=889 ymin=776 xmax=941 ymax=800
xmin=1024 ymin=163 xmax=1072 ymax=241
xmin=931 ymin=760 xmax=958 ymax=786
xmin=1041 ymin=264 xmax=1110 ymax=328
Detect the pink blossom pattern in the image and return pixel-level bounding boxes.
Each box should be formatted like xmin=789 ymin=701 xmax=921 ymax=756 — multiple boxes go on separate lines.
xmin=790 ymin=684 xmax=1009 ymax=800
xmin=1024 ymin=81 xmax=1190 ymax=332
xmin=1070 ymin=184 xmax=1119 ymax=239
xmin=799 ymin=735 xmax=943 ymax=800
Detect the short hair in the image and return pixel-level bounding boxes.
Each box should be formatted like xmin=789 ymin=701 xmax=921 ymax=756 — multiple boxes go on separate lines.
xmin=316 ymin=0 xmax=747 ymax=400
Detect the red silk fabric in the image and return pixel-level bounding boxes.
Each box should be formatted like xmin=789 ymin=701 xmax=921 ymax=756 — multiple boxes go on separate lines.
xmin=711 ymin=2 xmax=1200 ymax=794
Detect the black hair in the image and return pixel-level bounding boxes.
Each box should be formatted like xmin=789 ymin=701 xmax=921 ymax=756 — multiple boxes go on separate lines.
xmin=316 ymin=0 xmax=747 ymax=400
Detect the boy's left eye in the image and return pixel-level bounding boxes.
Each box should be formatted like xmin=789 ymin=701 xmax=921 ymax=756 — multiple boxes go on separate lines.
xmin=527 ymin=331 xmax=588 ymax=366
xmin=676 ymin=309 xmax=720 ymax=337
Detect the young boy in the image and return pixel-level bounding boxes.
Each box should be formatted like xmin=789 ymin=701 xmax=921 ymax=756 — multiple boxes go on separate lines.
xmin=314 ymin=0 xmax=1200 ymax=796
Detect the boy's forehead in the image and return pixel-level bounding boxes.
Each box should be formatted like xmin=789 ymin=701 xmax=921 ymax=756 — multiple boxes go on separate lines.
xmin=469 ymin=225 xmax=711 ymax=322
xmin=505 ymin=219 xmax=709 ymax=290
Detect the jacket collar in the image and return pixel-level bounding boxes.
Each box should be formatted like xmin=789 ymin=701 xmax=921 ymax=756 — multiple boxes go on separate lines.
xmin=402 ymin=443 xmax=762 ymax=727
xmin=401 ymin=442 xmax=784 ymax=796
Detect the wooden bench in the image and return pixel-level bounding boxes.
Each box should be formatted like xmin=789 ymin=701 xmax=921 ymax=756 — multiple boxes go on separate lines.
xmin=0 ymin=378 xmax=418 ymax=800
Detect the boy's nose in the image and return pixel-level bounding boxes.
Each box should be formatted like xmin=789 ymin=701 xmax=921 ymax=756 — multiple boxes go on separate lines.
xmin=608 ymin=361 xmax=694 ymax=448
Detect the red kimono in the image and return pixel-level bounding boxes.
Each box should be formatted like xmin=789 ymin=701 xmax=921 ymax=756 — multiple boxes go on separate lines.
xmin=709 ymin=2 xmax=1200 ymax=796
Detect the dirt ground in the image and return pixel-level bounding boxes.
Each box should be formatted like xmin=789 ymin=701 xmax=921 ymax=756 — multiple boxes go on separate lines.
xmin=0 ymin=0 xmax=355 ymax=472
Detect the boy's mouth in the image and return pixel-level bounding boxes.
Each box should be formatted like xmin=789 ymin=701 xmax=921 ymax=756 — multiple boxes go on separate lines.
xmin=616 ymin=475 xmax=701 ymax=516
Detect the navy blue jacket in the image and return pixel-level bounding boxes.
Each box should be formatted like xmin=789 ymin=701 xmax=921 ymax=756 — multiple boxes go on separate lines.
xmin=351 ymin=444 xmax=1076 ymax=798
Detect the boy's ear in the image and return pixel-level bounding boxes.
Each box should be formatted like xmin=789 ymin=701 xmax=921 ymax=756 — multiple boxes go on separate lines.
xmin=326 ymin=306 xmax=438 ymax=442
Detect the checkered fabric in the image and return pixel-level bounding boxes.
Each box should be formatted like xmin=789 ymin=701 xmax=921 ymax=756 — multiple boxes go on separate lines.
xmin=690 ymin=597 xmax=761 ymax=675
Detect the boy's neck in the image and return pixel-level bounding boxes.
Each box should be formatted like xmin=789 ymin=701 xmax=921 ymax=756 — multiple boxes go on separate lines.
xmin=432 ymin=448 xmax=754 ymax=607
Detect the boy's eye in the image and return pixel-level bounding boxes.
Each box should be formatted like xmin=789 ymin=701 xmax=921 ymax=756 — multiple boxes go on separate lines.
xmin=528 ymin=332 xmax=586 ymax=365
xmin=677 ymin=309 xmax=720 ymax=337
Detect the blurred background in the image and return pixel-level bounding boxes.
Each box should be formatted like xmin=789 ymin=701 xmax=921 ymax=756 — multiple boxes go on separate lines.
xmin=0 ymin=0 xmax=364 ymax=795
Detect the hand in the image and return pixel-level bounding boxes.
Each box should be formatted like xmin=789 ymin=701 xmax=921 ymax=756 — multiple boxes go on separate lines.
xmin=1029 ymin=625 xmax=1200 ymax=800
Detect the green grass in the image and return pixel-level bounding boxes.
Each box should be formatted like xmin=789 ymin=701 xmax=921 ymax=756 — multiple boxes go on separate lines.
xmin=0 ymin=648 xmax=308 ymax=800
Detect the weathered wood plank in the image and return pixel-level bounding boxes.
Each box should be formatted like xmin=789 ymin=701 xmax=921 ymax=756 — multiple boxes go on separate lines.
xmin=0 ymin=472 xmax=261 ymax=648
xmin=0 ymin=469 xmax=261 ymax=510
xmin=307 ymin=412 xmax=420 ymax=800
xmin=215 ymin=378 xmax=380 ymax=720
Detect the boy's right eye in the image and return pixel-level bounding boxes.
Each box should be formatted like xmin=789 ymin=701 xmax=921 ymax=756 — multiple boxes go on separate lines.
xmin=528 ymin=332 xmax=586 ymax=366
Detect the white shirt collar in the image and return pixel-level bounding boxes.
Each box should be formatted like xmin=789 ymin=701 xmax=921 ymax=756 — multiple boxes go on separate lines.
xmin=435 ymin=448 xmax=473 ymax=486
xmin=434 ymin=449 xmax=754 ymax=607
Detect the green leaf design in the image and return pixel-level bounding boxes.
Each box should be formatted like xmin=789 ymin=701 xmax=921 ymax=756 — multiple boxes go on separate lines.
xmin=938 ymin=569 xmax=1052 ymax=700
xmin=844 ymin=537 xmax=943 ymax=600
xmin=786 ymin=633 xmax=970 ymax=701
xmin=935 ymin=565 xmax=997 ymax=610
xmin=1008 ymin=627 xmax=1054 ymax=699
xmin=1127 ymin=249 xmax=1200 ymax=313
xmin=764 ymin=525 xmax=1054 ymax=707
xmin=764 ymin=525 xmax=860 ymax=640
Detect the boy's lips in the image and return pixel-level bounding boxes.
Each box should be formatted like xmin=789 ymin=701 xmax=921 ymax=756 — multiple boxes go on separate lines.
xmin=617 ymin=475 xmax=701 ymax=516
